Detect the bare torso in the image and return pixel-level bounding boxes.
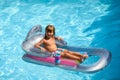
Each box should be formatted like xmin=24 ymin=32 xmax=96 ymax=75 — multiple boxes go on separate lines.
xmin=43 ymin=37 xmax=57 ymax=52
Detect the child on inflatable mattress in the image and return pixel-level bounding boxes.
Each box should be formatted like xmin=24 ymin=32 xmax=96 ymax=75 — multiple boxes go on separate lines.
xmin=34 ymin=24 xmax=88 ymax=63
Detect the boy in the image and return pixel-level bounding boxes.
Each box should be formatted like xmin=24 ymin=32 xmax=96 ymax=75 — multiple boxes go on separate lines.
xmin=34 ymin=25 xmax=88 ymax=62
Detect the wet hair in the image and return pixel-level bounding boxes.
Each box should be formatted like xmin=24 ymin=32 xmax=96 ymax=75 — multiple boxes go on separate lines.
xmin=45 ymin=24 xmax=55 ymax=38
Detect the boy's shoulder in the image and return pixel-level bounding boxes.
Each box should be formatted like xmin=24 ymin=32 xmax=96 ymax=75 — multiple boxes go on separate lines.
xmin=42 ymin=38 xmax=45 ymax=41
xmin=39 ymin=38 xmax=45 ymax=42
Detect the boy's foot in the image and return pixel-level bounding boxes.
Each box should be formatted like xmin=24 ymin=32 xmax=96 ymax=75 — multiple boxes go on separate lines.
xmin=76 ymin=52 xmax=88 ymax=64
xmin=76 ymin=57 xmax=84 ymax=64
xmin=82 ymin=52 xmax=88 ymax=59
xmin=78 ymin=57 xmax=84 ymax=63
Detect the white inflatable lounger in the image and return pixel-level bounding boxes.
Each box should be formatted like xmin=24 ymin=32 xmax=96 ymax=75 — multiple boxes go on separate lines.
xmin=22 ymin=25 xmax=111 ymax=73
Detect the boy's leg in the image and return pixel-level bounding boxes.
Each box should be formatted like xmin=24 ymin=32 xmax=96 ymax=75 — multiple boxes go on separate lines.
xmin=61 ymin=52 xmax=83 ymax=62
xmin=64 ymin=50 xmax=88 ymax=58
xmin=64 ymin=50 xmax=83 ymax=57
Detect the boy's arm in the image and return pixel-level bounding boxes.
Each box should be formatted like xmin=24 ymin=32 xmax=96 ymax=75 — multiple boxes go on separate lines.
xmin=55 ymin=36 xmax=63 ymax=41
xmin=55 ymin=36 xmax=67 ymax=46
xmin=34 ymin=39 xmax=44 ymax=50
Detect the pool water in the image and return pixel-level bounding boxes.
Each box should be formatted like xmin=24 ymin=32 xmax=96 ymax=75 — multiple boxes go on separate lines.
xmin=0 ymin=0 xmax=120 ymax=80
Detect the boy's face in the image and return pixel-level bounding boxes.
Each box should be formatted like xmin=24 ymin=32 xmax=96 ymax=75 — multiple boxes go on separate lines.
xmin=46 ymin=27 xmax=54 ymax=38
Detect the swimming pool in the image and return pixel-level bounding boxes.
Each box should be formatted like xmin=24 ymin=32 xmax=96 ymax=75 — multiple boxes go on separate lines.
xmin=0 ymin=0 xmax=120 ymax=80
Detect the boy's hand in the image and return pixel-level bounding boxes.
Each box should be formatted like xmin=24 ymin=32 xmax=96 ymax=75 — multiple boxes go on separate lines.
xmin=57 ymin=37 xmax=63 ymax=41
xmin=40 ymin=47 xmax=47 ymax=52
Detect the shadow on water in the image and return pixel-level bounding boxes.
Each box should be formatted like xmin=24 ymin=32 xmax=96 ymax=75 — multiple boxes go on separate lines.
xmin=83 ymin=0 xmax=120 ymax=79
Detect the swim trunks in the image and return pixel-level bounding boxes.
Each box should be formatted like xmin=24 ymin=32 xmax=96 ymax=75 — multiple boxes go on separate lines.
xmin=52 ymin=48 xmax=65 ymax=57
xmin=52 ymin=48 xmax=65 ymax=65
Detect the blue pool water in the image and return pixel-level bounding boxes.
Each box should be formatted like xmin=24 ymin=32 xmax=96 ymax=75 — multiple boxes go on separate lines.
xmin=0 ymin=0 xmax=120 ymax=80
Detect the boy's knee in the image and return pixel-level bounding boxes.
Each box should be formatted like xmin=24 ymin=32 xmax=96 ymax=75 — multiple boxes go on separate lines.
xmin=64 ymin=50 xmax=69 ymax=53
xmin=61 ymin=52 xmax=66 ymax=56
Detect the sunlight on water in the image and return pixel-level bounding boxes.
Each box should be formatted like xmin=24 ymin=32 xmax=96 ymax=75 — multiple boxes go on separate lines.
xmin=0 ymin=0 xmax=111 ymax=80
